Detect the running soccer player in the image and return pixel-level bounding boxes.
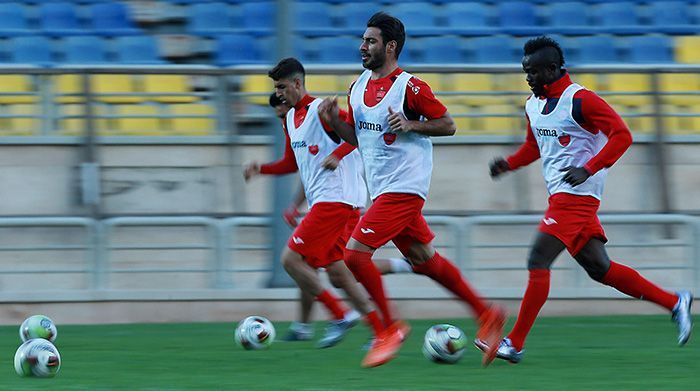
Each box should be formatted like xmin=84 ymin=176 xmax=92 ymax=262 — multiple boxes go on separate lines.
xmin=244 ymin=58 xmax=383 ymax=348
xmin=476 ymin=36 xmax=693 ymax=365
xmin=318 ymin=12 xmax=506 ymax=367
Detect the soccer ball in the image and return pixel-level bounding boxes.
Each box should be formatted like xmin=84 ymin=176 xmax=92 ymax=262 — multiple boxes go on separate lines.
xmin=19 ymin=315 xmax=57 ymax=342
xmin=234 ymin=316 xmax=276 ymax=350
xmin=14 ymin=339 xmax=61 ymax=378
xmin=422 ymin=324 xmax=467 ymax=364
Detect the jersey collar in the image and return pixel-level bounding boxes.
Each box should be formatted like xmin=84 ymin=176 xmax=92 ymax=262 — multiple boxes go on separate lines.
xmin=294 ymin=94 xmax=315 ymax=111
xmin=541 ymin=71 xmax=572 ymax=98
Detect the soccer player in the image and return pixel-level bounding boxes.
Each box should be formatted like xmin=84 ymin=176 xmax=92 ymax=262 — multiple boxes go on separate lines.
xmin=475 ymin=36 xmax=693 ymax=365
xmin=318 ymin=12 xmax=507 ymax=367
xmin=244 ymin=58 xmax=384 ymax=348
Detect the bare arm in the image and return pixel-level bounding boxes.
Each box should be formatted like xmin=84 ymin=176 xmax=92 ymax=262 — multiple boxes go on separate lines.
xmin=318 ymin=96 xmax=358 ymax=146
xmin=283 ymin=182 xmax=307 ymax=228
xmin=387 ymin=107 xmax=456 ymax=137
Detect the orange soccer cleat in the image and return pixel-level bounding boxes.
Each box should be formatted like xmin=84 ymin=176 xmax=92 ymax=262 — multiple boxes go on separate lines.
xmin=361 ymin=320 xmax=410 ymax=368
xmin=476 ymin=305 xmax=507 ymax=367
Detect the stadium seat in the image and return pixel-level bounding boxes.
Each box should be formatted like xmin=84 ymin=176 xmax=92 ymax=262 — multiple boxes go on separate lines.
xmin=0 ymin=2 xmax=31 ymax=36
xmin=417 ymin=36 xmax=466 ymax=64
xmin=294 ymin=2 xmax=336 ymax=37
xmin=53 ymin=74 xmax=84 ymax=104
xmin=447 ymin=104 xmax=474 ymax=135
xmin=546 ymin=2 xmax=595 ymax=35
xmin=467 ymin=36 xmax=518 ymax=64
xmin=188 ymin=2 xmax=235 ymax=36
xmin=412 ymin=73 xmax=444 ymax=94
xmin=115 ymin=104 xmax=162 ymax=135
xmin=386 ymin=2 xmax=440 ymax=36
xmin=215 ymin=34 xmax=264 ymax=66
xmin=593 ymin=2 xmax=643 ymax=35
xmin=575 ymin=35 xmax=620 ymax=64
xmin=142 ymin=75 xmax=197 ymax=104
xmin=335 ymin=2 xmax=381 ymax=33
xmin=497 ymin=1 xmax=540 ymax=35
xmin=168 ymin=103 xmax=216 ymax=135
xmin=648 ymin=1 xmax=697 ymax=35
xmin=473 ymin=104 xmax=520 ymax=135
xmin=659 ymin=73 xmax=700 ymax=106
xmin=317 ymin=36 xmax=361 ymax=64
xmin=57 ymin=103 xmax=85 ymax=135
xmin=90 ymin=74 xmax=142 ymax=104
xmin=240 ymin=74 xmax=270 ymax=105
xmin=444 ymin=73 xmax=504 ymax=106
xmin=675 ymin=36 xmax=700 ymax=63
xmin=305 ymin=75 xmax=341 ymax=96
xmin=570 ymin=73 xmax=600 ymax=91
xmin=241 ymin=2 xmax=274 ymax=36
xmin=114 ymin=36 xmax=165 ymax=64
xmin=8 ymin=36 xmax=53 ymax=66
xmin=604 ymin=73 xmax=652 ymax=107
xmin=442 ymin=2 xmax=494 ymax=36
xmin=0 ymin=75 xmax=36 ymax=104
xmin=90 ymin=2 xmax=140 ymax=36
xmin=626 ymin=35 xmax=673 ymax=63
xmin=62 ymin=36 xmax=109 ymax=64
xmin=39 ymin=2 xmax=83 ymax=36
xmin=5 ymin=104 xmax=37 ymax=135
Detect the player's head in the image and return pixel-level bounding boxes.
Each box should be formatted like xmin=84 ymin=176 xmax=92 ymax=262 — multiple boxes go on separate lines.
xmin=361 ymin=12 xmax=405 ymax=70
xmin=269 ymin=92 xmax=290 ymax=119
xmin=522 ymin=36 xmax=565 ymax=97
xmin=268 ymin=57 xmax=306 ymax=107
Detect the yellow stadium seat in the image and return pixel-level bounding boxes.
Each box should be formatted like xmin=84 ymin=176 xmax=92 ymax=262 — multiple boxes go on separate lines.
xmin=571 ymin=73 xmax=600 ymax=91
xmin=168 ymin=103 xmax=215 ymax=135
xmin=659 ymin=73 xmax=700 ymax=106
xmin=602 ymin=74 xmax=651 ymax=106
xmin=91 ymin=74 xmax=143 ymax=104
xmin=58 ymin=104 xmax=115 ymax=135
xmin=9 ymin=104 xmax=38 ymax=135
xmin=444 ymin=73 xmax=506 ymax=106
xmin=0 ymin=75 xmax=36 ymax=104
xmin=675 ymin=36 xmax=700 ymax=64
xmin=115 ymin=104 xmax=162 ymax=135
xmin=54 ymin=74 xmax=84 ymax=104
xmin=142 ymin=75 xmax=197 ymax=104
xmin=446 ymin=104 xmax=475 ymax=135
xmin=240 ymin=74 xmax=271 ymax=105
xmin=612 ymin=104 xmax=654 ymax=134
xmin=305 ymin=75 xmax=341 ymax=96
xmin=690 ymin=106 xmax=700 ymax=133
xmin=473 ymin=104 xmax=521 ymax=135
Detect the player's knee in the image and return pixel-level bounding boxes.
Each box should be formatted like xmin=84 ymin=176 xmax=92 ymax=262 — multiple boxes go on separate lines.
xmin=527 ymin=247 xmax=554 ymax=270
xmin=582 ymin=261 xmax=609 ymax=282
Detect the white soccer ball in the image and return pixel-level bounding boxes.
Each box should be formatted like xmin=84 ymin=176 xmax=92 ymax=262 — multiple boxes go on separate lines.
xmin=14 ymin=338 xmax=61 ymax=378
xmin=235 ymin=316 xmax=276 ymax=350
xmin=19 ymin=315 xmax=57 ymax=342
xmin=422 ymin=324 xmax=468 ymax=364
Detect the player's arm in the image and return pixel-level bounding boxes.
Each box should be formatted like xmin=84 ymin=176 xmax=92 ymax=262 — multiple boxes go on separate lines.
xmin=387 ymin=107 xmax=456 ymax=136
xmin=562 ymin=90 xmax=633 ymax=186
xmin=387 ymin=77 xmax=455 ymax=136
xmin=318 ymin=96 xmax=358 ymax=146
xmin=283 ymin=182 xmax=306 ymax=227
xmin=243 ymin=124 xmax=298 ymax=181
xmin=490 ymin=115 xmax=540 ymax=178
xmin=320 ymin=108 xmax=356 ymax=170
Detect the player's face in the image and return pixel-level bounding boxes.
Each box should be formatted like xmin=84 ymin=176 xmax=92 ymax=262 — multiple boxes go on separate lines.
xmin=274 ymin=77 xmax=302 ymax=107
xmin=522 ymin=53 xmax=558 ymax=97
xmin=274 ymin=103 xmax=290 ymax=119
xmin=360 ymin=27 xmax=387 ymax=70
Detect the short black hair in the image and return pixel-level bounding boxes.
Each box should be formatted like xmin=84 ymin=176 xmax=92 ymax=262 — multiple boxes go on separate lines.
xmin=367 ymin=12 xmax=405 ymax=59
xmin=523 ymin=36 xmax=565 ymax=67
xmin=268 ymin=57 xmax=305 ymax=81
xmin=269 ymin=92 xmax=284 ymax=108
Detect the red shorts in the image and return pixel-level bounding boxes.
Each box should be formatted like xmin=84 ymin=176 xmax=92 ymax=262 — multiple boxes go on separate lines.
xmin=288 ymin=202 xmax=360 ymax=268
xmin=539 ymin=192 xmax=608 ymax=256
xmin=351 ymin=193 xmax=435 ymax=254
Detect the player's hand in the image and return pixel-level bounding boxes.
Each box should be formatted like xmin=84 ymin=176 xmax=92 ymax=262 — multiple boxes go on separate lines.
xmin=243 ymin=162 xmax=260 ymax=182
xmin=387 ymin=106 xmax=412 ymax=132
xmin=318 ymin=96 xmax=340 ymax=125
xmin=489 ymin=157 xmax=510 ymax=178
xmin=282 ymin=206 xmax=300 ymax=227
xmin=560 ymin=166 xmax=591 ymax=187
xmin=321 ymin=154 xmax=340 ymax=170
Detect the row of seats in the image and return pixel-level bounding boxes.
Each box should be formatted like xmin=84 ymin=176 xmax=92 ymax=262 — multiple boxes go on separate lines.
xmin=186 ymin=1 xmax=700 ymax=37
xmin=0 ymin=1 xmax=139 ymax=37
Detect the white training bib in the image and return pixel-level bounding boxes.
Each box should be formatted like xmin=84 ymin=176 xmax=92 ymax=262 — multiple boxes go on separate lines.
xmin=349 ymin=70 xmax=433 ymax=200
xmin=286 ymin=98 xmax=367 ymax=208
xmin=525 ymin=83 xmax=608 ymax=199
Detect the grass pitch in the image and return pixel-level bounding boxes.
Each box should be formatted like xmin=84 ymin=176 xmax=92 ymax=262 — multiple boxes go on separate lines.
xmin=1 ymin=315 xmax=697 ymax=390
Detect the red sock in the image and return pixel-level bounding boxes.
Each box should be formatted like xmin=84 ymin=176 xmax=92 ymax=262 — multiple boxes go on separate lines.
xmin=364 ymin=310 xmax=384 ymax=336
xmin=508 ymin=269 xmax=550 ymax=351
xmin=412 ymin=252 xmax=488 ymax=318
xmin=602 ymin=261 xmax=678 ymax=311
xmin=345 ymin=249 xmax=393 ymax=328
xmin=316 ymin=289 xmax=347 ymax=320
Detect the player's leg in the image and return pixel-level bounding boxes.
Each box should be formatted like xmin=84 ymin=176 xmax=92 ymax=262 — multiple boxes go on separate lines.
xmin=575 ymin=238 xmax=693 ymax=345
xmin=284 ymin=288 xmax=316 ymax=341
xmin=374 ymin=257 xmax=413 ymax=274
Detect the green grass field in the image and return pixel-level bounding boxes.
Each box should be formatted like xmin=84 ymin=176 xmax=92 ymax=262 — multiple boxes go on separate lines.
xmin=1 ymin=316 xmax=697 ymax=390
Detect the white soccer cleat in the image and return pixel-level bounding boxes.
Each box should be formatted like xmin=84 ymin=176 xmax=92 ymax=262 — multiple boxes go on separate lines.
xmin=474 ymin=337 xmax=524 ymax=364
xmin=672 ymin=290 xmax=693 ymax=346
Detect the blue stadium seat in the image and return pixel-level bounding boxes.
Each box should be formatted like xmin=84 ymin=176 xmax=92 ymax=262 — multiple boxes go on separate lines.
xmin=626 ymin=35 xmax=673 ymax=63
xmin=0 ymin=2 xmax=31 ymax=37
xmin=62 ymin=36 xmax=108 ymax=64
xmin=416 ymin=36 xmax=466 ymax=64
xmin=317 ymin=36 xmax=361 ymax=64
xmin=215 ymin=34 xmax=264 ymax=66
xmin=40 ymin=2 xmax=84 ymax=36
xmin=8 ymin=36 xmax=53 ymax=66
xmin=241 ymin=2 xmax=274 ymax=36
xmin=188 ymin=2 xmax=235 ymax=36
xmin=114 ymin=36 xmax=165 ymax=64
xmin=575 ymin=35 xmax=620 ymax=64
xmin=498 ymin=1 xmax=540 ymax=35
xmin=294 ymin=2 xmax=337 ymax=37
xmin=648 ymin=2 xmax=698 ymax=35
xmin=335 ymin=2 xmax=381 ymax=33
xmin=546 ymin=2 xmax=595 ymax=35
xmin=593 ymin=2 xmax=644 ymax=35
xmin=442 ymin=2 xmax=496 ymax=36
xmin=468 ymin=36 xmax=519 ymax=64
xmin=90 ymin=2 xmax=140 ymax=36
xmin=386 ymin=2 xmax=440 ymax=36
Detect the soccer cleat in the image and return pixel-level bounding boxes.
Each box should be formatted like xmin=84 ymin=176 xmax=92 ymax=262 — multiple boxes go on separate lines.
xmin=362 ymin=320 xmax=410 ymax=351
xmin=672 ymin=290 xmax=693 ymax=346
xmin=474 ymin=337 xmax=524 ymax=364
xmin=317 ymin=316 xmax=359 ymax=349
xmin=361 ymin=320 xmax=408 ymax=368
xmin=283 ymin=322 xmax=313 ymax=342
xmin=475 ymin=305 xmax=507 ymax=366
